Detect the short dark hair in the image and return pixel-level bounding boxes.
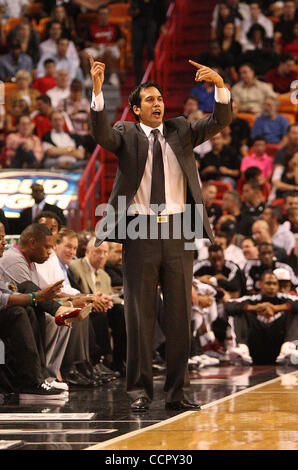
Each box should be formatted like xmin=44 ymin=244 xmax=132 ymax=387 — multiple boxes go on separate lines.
xmin=285 ymin=190 xmax=298 ymax=200
xmin=56 ymin=227 xmax=78 ymax=244
xmin=208 ymin=243 xmax=223 ymax=254
xmin=242 ymin=236 xmax=257 ymax=246
xmin=247 ymin=23 xmax=266 ymax=41
xmin=239 ymin=62 xmax=255 ymax=73
xmin=252 ymin=135 xmax=266 ymax=144
xmin=260 ymin=270 xmax=276 ymax=282
xmin=33 ymin=210 xmax=62 ymax=231
xmin=224 ymin=190 xmax=242 ymax=206
xmin=37 ymin=94 xmax=52 ymax=105
xmin=43 ymin=58 xmax=55 ymax=67
xmin=184 ymin=95 xmax=199 ymax=105
xmin=128 ymin=81 xmax=163 ymax=121
xmin=266 ymin=205 xmax=283 ymax=223
xmin=243 ymin=180 xmax=262 ymax=192
xmin=279 ymin=53 xmax=294 ymax=63
xmin=20 ymin=223 xmax=52 ymax=246
xmin=244 ymin=166 xmax=262 ymax=181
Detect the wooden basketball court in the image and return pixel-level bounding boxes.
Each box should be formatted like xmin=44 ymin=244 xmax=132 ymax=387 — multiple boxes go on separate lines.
xmin=86 ymin=370 xmax=298 ymax=451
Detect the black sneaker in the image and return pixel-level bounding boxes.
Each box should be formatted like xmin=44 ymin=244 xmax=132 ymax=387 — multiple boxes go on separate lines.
xmin=19 ymin=381 xmax=67 ymax=401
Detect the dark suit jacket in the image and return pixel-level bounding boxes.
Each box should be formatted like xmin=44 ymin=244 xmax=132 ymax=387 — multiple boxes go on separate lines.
xmin=90 ymin=100 xmax=232 ymax=245
xmin=18 ymin=202 xmax=66 ymax=234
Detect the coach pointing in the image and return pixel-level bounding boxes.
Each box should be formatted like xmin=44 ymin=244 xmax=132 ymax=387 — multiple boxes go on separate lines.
xmin=89 ymin=54 xmax=232 ymax=411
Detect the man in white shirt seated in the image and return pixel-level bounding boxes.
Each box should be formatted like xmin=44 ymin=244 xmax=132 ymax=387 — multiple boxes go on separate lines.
xmin=41 ymin=110 xmax=85 ymax=170
xmin=46 ymin=69 xmax=70 ymax=109
xmin=240 ymin=2 xmax=274 ymax=49
xmin=261 ymin=205 xmax=296 ymax=256
xmin=37 ymin=37 xmax=79 ymax=82
xmin=39 ymin=21 xmax=80 ymax=73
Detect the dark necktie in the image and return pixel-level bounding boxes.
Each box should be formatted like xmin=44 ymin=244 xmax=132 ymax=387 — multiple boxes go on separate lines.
xmin=150 ymin=129 xmax=165 ymax=214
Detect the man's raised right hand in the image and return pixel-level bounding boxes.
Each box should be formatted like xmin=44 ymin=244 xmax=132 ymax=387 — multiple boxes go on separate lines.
xmin=88 ymin=53 xmax=105 ymax=97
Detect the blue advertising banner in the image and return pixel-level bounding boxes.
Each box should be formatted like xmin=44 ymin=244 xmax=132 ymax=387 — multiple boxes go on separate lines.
xmin=0 ymin=170 xmax=81 ymax=219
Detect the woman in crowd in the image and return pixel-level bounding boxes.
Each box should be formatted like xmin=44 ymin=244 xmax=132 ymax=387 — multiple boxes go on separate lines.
xmin=273 ymin=150 xmax=298 ymax=198
xmin=6 ymin=115 xmax=43 ymax=168
xmin=5 ymin=70 xmax=40 ymax=116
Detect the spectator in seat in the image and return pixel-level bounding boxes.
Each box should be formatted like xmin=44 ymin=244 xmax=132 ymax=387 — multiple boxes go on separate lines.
xmin=231 ymin=63 xmax=276 ymax=114
xmin=57 ymin=79 xmax=95 ymax=154
xmin=241 ymin=180 xmax=266 ymax=230
xmin=240 ymin=2 xmax=274 ymax=50
xmin=5 ymin=69 xmax=40 ymax=116
xmin=274 ymin=0 xmax=298 ymax=46
xmin=182 ymin=95 xmax=199 ymax=119
xmin=214 ymin=225 xmax=247 ymax=269
xmin=286 ymin=206 xmax=298 ymax=233
xmin=200 ymin=132 xmax=240 ymax=186
xmin=33 ymin=59 xmax=57 ymax=95
xmin=273 ymin=267 xmax=297 ymax=295
xmin=225 ymin=271 xmax=298 ymax=366
xmin=39 ymin=21 xmax=80 ymax=76
xmin=261 ymin=205 xmax=296 ymax=255
xmin=243 ymin=23 xmax=267 ymax=53
xmin=31 ymin=95 xmax=53 ymax=139
xmin=202 ymin=182 xmax=223 ymax=230
xmin=273 ymin=150 xmax=298 ymax=198
xmin=243 ymin=166 xmax=272 ymax=202
xmin=211 ymin=3 xmax=241 ymax=42
xmin=42 ymin=110 xmax=85 ymax=170
xmin=251 ymin=219 xmax=288 ymax=262
xmin=217 ymin=22 xmax=242 ymax=62
xmin=46 ymin=69 xmax=70 ymax=109
xmin=18 ymin=183 xmax=66 ymax=233
xmin=37 ymin=37 xmax=79 ymax=83
xmin=6 ymin=115 xmax=43 ymax=169
xmin=283 ymin=190 xmax=298 ymax=225
xmin=0 ymin=221 xmax=75 ymax=399
xmin=0 ymin=40 xmax=33 ymax=82
xmin=7 ymin=18 xmax=40 ymax=67
xmin=243 ymin=241 xmax=297 ymax=292
xmin=4 ymin=98 xmax=29 ymax=134
xmin=265 ymin=53 xmax=297 ymax=94
xmin=241 ymin=136 xmax=273 ymax=181
xmin=283 ymin=21 xmax=298 ymax=57
xmin=80 ymin=5 xmax=124 ymax=87
xmin=105 ymin=242 xmax=123 ymax=294
xmin=251 ymin=97 xmax=289 ymax=145
xmin=68 ymin=239 xmax=127 ymax=376
xmin=193 ymin=244 xmax=246 ymax=298
xmin=273 ymin=123 xmax=298 ymax=168
xmin=45 ymin=4 xmax=75 ymax=39
xmin=197 ymin=39 xmax=234 ymax=77
xmin=241 ymin=236 xmax=259 ymax=261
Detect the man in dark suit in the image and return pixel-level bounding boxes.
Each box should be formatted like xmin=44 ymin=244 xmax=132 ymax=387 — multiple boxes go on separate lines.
xmin=89 ymin=55 xmax=232 ymax=411
xmin=18 ymin=183 xmax=66 ymax=233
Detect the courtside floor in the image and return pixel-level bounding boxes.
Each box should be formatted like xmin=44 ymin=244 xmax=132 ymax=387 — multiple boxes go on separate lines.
xmin=0 ymin=365 xmax=297 ymax=450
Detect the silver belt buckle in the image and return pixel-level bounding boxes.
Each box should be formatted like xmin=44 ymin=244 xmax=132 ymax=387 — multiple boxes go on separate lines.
xmin=157 ymin=215 xmax=168 ymax=223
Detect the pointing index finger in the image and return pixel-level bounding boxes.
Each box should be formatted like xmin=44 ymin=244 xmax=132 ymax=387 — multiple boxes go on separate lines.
xmin=189 ymin=60 xmax=203 ymax=69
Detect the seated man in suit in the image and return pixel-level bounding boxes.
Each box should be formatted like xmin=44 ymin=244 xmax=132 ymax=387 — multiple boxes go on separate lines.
xmin=18 ymin=183 xmax=66 ymax=234
xmin=68 ymin=238 xmax=127 ymax=376
xmin=104 ymin=242 xmax=123 ymax=294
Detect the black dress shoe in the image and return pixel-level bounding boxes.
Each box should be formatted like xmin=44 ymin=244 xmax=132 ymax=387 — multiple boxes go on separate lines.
xmin=165 ymin=399 xmax=201 ymax=411
xmin=63 ymin=367 xmax=94 ymax=387
xmin=130 ymin=396 xmax=150 ymax=412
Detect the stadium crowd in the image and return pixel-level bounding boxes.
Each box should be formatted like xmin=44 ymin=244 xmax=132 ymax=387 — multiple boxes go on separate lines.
xmin=0 ymin=0 xmax=297 ymax=402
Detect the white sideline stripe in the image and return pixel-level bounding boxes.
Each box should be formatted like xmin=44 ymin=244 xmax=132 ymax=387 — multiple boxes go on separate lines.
xmin=85 ymin=370 xmax=297 ymax=450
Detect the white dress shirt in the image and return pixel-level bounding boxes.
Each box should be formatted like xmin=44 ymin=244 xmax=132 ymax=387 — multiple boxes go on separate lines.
xmin=91 ymin=87 xmax=230 ymax=215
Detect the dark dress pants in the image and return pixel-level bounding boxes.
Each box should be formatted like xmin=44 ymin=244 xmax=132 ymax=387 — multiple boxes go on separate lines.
xmin=122 ymin=232 xmax=194 ymax=403
xmin=0 ymin=306 xmax=44 ymax=389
